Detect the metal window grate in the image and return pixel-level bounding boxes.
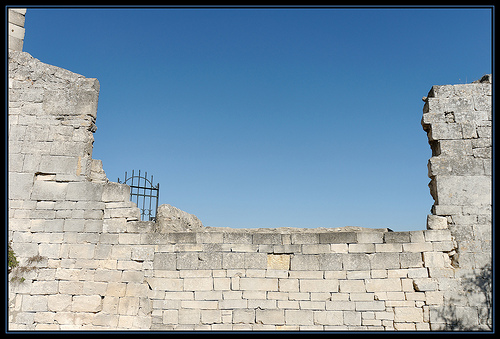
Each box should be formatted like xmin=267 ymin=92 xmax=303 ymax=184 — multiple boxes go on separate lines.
xmin=118 ymin=170 xmax=159 ymax=221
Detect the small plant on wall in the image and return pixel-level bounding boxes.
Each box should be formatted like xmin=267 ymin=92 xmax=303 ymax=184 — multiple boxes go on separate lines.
xmin=8 ymin=242 xmax=46 ymax=285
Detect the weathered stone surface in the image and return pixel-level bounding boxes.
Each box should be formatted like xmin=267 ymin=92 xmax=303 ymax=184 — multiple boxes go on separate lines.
xmin=8 ymin=16 xmax=492 ymax=330
xmin=155 ymin=204 xmax=204 ymax=232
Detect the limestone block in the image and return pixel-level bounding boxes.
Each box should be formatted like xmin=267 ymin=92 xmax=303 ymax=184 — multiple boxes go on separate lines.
xmin=156 ymin=204 xmax=203 ymax=232
xmin=102 ymin=182 xmax=130 ymax=202
xmin=21 ymin=295 xmax=48 ymax=312
xmin=399 ymin=252 xmax=424 ymax=268
xmin=300 ymin=279 xmax=338 ymax=293
xmin=255 ymin=309 xmax=285 ymax=325
xmin=290 ymin=254 xmax=319 ymax=271
xmin=8 ymin=172 xmax=34 ymax=200
xmin=365 ymin=278 xmax=401 ymax=292
xmin=39 ymin=155 xmax=79 ymax=175
xmin=319 ymin=232 xmax=356 ymax=244
xmin=31 ymin=180 xmax=68 ymax=201
xmin=318 ymin=253 xmax=343 ymax=271
xmin=118 ymin=297 xmax=139 ymax=316
xmin=223 ymin=232 xmax=253 ymax=244
xmin=239 ymin=278 xmax=278 ymax=291
xmin=252 ymin=233 xmax=282 ymax=244
xmin=222 ymin=252 xmax=245 ymax=269
xmin=424 ymin=229 xmax=452 ymax=242
xmin=47 ymin=294 xmax=72 ymax=312
xmin=342 ymin=253 xmax=370 ymax=271
xmin=428 ymin=156 xmax=484 ymax=176
xmin=354 ymin=301 xmax=385 ymax=311
xmin=434 ymin=176 xmax=491 ymax=206
xmin=384 ymin=232 xmax=410 ymax=243
xmin=426 ymin=215 xmax=448 ymax=230
xmin=313 ymin=310 xmax=343 ymax=326
xmin=72 ymin=295 xmax=102 ymax=313
xmin=153 ymin=253 xmax=176 ymax=270
xmin=427 ymin=122 xmax=463 ymax=141
xmin=291 ymin=233 xmax=319 ymax=244
xmin=285 ymin=310 xmax=313 ymax=325
xmin=394 ymin=307 xmax=423 ymax=323
xmin=267 ymin=254 xmax=290 ymax=270
xmin=338 ymin=280 xmax=366 ymax=293
xmin=370 ymin=253 xmax=400 ymax=270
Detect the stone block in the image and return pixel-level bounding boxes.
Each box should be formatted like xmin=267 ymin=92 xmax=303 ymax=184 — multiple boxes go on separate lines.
xmin=318 ymin=253 xmax=343 ymax=270
xmin=278 ymin=278 xmax=299 ymax=292
xmin=400 ymin=252 xmax=424 ymax=268
xmin=223 ymin=232 xmax=253 ymax=244
xmin=356 ymin=232 xmax=384 ymax=244
xmin=428 ymin=156 xmax=484 ymax=176
xmin=184 ymin=277 xmax=213 ymax=291
xmin=354 ymin=301 xmax=385 ymax=311
xmin=342 ymin=253 xmax=370 ymax=271
xmin=394 ymin=307 xmax=423 ymax=323
xmin=312 ymin=311 xmax=342 ymax=327
xmin=426 ymin=215 xmax=448 ymax=230
xmin=423 ymin=252 xmax=450 ymax=268
xmin=290 ymin=254 xmax=319 ymax=270
xmin=244 ymin=253 xmax=267 ymax=269
xmin=302 ymin=244 xmax=330 ymax=254
xmin=375 ymin=243 xmax=402 ymax=252
xmin=413 ymin=278 xmax=438 ymax=292
xmin=233 ymin=309 xmax=255 ymax=323
xmin=365 ymin=278 xmax=401 ymax=292
xmin=31 ymin=180 xmax=68 ymax=201
xmin=291 ymin=233 xmax=319 ymax=244
xmin=285 ymin=310 xmax=313 ymax=325
xmin=370 ymin=252 xmax=400 ymax=270
xmin=252 ymin=233 xmax=282 ymax=244
xmin=300 ymin=279 xmax=338 ymax=293
xmin=21 ymin=295 xmax=48 ymax=312
xmin=102 ymin=182 xmax=130 ymax=202
xmin=343 ymin=310 xmax=361 ymax=326
xmin=348 ymin=243 xmax=375 ymax=253
xmin=427 ymin=122 xmax=463 ymax=140
xmin=384 ymin=232 xmax=410 ymax=243
xmin=153 ymin=253 xmax=176 ymax=270
xmin=435 ymin=176 xmax=491 ymax=206
xmin=339 ymin=280 xmax=366 ymax=293
xmin=39 ymin=155 xmax=78 ymax=175
xmin=47 ymin=294 xmax=72 ymax=313
xmin=256 ymin=309 xmax=285 ymax=325
xmin=239 ymin=278 xmax=278 ymax=291
xmin=319 ymin=232 xmax=356 ymax=244
xmin=72 ymin=295 xmax=102 ymax=313
xmin=222 ymin=252 xmax=245 ymax=269
xmin=267 ymin=254 xmax=291 ymax=270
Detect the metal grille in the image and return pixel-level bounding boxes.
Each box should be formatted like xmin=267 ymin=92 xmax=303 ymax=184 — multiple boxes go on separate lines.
xmin=118 ymin=170 xmax=159 ymax=221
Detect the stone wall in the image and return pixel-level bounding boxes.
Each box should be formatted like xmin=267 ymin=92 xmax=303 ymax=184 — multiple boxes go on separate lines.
xmin=8 ymin=9 xmax=492 ymax=331
xmin=8 ymin=8 xmax=26 ymax=51
xmin=421 ymin=74 xmax=493 ymax=330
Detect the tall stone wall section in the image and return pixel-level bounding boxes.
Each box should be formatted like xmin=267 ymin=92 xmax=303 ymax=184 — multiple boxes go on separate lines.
xmin=8 ymin=8 xmax=26 ymax=52
xmin=421 ymin=76 xmax=492 ymax=330
xmin=8 ymin=10 xmax=492 ymax=331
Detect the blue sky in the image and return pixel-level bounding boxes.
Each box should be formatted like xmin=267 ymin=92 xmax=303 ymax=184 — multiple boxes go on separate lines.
xmin=21 ymin=6 xmax=492 ymax=231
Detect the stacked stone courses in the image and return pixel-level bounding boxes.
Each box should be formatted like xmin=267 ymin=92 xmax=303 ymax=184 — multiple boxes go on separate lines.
xmin=8 ymin=9 xmax=491 ymax=331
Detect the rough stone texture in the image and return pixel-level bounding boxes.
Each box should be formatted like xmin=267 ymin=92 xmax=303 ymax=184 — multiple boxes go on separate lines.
xmin=8 ymin=10 xmax=492 ymax=331
xmin=155 ymin=204 xmax=204 ymax=232
xmin=422 ymin=74 xmax=492 ymax=330
xmin=8 ymin=8 xmax=26 ymax=51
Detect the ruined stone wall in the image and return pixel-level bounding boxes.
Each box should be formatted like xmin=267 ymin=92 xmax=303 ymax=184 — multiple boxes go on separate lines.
xmin=421 ymin=75 xmax=493 ymax=330
xmin=8 ymin=9 xmax=492 ymax=331
xmin=8 ymin=8 xmax=26 ymax=52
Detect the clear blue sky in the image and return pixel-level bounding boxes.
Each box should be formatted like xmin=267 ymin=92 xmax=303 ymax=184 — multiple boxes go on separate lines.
xmin=21 ymin=6 xmax=492 ymax=231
